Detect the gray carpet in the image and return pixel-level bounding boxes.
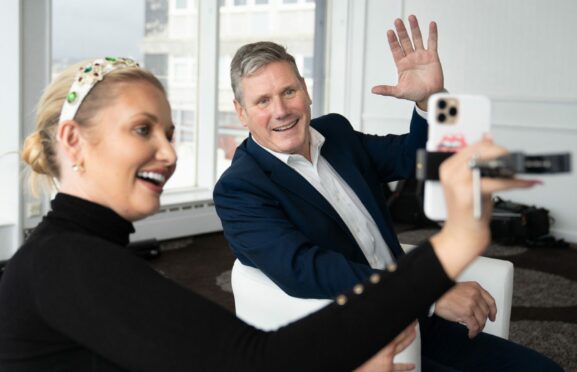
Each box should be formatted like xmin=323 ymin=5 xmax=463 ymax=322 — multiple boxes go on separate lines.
xmin=397 ymin=228 xmax=577 ymax=371
xmin=150 ymin=231 xmax=577 ymax=370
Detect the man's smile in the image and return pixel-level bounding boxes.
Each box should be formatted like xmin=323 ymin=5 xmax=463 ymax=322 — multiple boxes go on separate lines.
xmin=272 ymin=119 xmax=298 ymax=132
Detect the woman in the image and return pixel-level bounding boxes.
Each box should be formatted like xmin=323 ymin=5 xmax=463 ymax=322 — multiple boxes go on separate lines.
xmin=0 ymin=57 xmax=536 ymax=371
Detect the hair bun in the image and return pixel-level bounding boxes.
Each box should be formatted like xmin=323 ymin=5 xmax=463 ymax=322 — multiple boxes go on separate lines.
xmin=22 ymin=131 xmax=50 ymax=175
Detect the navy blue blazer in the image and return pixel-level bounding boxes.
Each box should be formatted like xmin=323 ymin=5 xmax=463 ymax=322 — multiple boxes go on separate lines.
xmin=214 ymin=110 xmax=428 ymax=298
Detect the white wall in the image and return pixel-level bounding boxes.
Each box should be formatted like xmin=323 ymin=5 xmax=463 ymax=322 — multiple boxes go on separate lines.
xmin=0 ymin=0 xmax=22 ymax=261
xmin=327 ymin=0 xmax=577 ymax=242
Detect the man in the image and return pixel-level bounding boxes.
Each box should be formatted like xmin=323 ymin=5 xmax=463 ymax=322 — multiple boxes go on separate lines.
xmin=214 ymin=16 xmax=560 ymax=371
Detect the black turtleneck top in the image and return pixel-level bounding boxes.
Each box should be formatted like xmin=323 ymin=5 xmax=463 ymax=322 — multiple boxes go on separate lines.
xmin=0 ymin=193 xmax=453 ymax=371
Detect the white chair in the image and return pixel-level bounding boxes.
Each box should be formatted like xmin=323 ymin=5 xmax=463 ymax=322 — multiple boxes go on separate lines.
xmin=232 ymin=260 xmax=332 ymax=330
xmin=232 ymin=245 xmax=513 ymax=371
xmin=400 ymin=244 xmax=513 ymax=339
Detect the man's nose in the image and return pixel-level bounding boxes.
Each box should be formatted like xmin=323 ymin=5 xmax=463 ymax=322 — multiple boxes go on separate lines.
xmin=272 ymin=96 xmax=289 ymax=119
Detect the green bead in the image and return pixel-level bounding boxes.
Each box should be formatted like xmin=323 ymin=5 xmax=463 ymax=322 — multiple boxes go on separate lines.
xmin=66 ymin=91 xmax=78 ymax=103
xmin=105 ymin=56 xmax=117 ymax=62
xmin=83 ymin=65 xmax=93 ymax=73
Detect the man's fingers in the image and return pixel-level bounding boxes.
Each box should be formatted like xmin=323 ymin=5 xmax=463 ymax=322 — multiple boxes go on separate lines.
xmin=387 ymin=29 xmax=405 ymax=64
xmin=463 ymin=315 xmax=483 ymax=338
xmin=371 ymin=84 xmax=398 ymax=98
xmin=480 ymin=288 xmax=498 ymax=321
xmin=472 ymin=306 xmax=488 ymax=333
xmin=427 ymin=21 xmax=438 ymax=51
xmin=394 ymin=18 xmax=414 ymax=54
xmin=408 ymin=15 xmax=424 ymax=50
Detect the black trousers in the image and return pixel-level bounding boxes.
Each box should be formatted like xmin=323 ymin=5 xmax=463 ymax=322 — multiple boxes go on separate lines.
xmin=419 ymin=315 xmax=562 ymax=371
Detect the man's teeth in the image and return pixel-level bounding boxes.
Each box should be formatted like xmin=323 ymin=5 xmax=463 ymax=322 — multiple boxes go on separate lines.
xmin=273 ymin=120 xmax=297 ymax=132
xmin=137 ymin=171 xmax=166 ymax=184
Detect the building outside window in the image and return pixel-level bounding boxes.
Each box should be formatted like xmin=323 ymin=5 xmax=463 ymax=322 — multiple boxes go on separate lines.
xmin=53 ymin=0 xmax=322 ymax=193
xmin=52 ymin=0 xmax=199 ymax=191
xmin=217 ymin=0 xmax=318 ymax=176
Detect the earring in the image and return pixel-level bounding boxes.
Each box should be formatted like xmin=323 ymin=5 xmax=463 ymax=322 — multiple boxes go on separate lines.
xmin=72 ymin=163 xmax=85 ymax=173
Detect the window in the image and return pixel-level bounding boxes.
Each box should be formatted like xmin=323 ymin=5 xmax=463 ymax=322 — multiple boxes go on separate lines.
xmin=52 ymin=0 xmax=323 ymax=195
xmin=144 ymin=53 xmax=169 ymax=88
xmin=303 ymin=56 xmax=314 ymax=79
xmin=217 ymin=0 xmax=320 ymax=175
xmin=52 ymin=0 xmax=199 ymax=190
xmin=175 ymin=0 xmax=188 ymax=9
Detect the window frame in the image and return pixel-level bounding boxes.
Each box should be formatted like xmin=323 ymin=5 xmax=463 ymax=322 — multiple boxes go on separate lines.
xmin=17 ymin=0 xmax=326 ymax=242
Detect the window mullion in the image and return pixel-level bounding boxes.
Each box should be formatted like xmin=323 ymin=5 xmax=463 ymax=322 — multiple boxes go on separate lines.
xmin=196 ymin=0 xmax=219 ymax=188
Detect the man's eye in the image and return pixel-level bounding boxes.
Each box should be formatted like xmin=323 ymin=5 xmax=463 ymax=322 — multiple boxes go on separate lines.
xmin=257 ymin=97 xmax=270 ymax=106
xmin=284 ymin=89 xmax=296 ymax=96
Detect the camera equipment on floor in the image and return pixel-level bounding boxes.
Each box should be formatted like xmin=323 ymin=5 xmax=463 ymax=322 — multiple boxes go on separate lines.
xmin=386 ymin=179 xmax=438 ymax=228
xmin=490 ymin=197 xmax=568 ymax=248
xmin=126 ymin=239 xmax=161 ymax=259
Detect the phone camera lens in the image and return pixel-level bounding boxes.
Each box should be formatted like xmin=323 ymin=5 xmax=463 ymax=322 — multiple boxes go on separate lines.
xmin=449 ymin=107 xmax=458 ymax=116
xmin=437 ymin=100 xmax=447 ymax=109
xmin=437 ymin=113 xmax=446 ymax=123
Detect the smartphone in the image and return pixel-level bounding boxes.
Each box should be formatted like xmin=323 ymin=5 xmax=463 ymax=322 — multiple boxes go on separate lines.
xmin=423 ymin=94 xmax=491 ymax=220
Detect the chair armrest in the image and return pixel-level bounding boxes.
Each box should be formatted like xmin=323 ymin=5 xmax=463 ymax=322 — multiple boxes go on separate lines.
xmin=458 ymin=256 xmax=513 ymax=339
xmin=231 ymin=259 xmax=330 ymax=331
xmin=401 ymin=243 xmax=512 ymax=339
xmin=232 ymin=258 xmax=422 ymax=369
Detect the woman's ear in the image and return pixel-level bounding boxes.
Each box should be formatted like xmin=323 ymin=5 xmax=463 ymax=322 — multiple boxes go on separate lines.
xmin=56 ymin=120 xmax=84 ymax=166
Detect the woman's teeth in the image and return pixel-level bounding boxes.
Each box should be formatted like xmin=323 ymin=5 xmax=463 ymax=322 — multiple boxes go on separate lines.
xmin=137 ymin=171 xmax=166 ymax=185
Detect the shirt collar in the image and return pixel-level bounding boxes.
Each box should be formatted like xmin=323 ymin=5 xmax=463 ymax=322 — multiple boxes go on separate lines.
xmin=252 ymin=127 xmax=326 ymax=166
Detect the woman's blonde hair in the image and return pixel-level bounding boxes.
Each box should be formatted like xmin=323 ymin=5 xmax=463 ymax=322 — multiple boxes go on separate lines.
xmin=21 ymin=59 xmax=165 ymax=194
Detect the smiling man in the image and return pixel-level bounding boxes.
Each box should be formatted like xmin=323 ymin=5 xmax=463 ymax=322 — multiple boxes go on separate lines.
xmin=214 ymin=16 xmax=561 ymax=372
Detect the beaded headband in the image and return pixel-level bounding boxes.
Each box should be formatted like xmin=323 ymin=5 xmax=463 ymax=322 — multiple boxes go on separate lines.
xmin=59 ymin=56 xmax=140 ymax=123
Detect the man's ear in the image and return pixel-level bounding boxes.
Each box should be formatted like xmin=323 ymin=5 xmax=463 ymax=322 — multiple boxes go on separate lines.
xmin=56 ymin=120 xmax=84 ymax=165
xmin=233 ymin=99 xmax=249 ymax=128
xmin=300 ymin=77 xmax=312 ymax=105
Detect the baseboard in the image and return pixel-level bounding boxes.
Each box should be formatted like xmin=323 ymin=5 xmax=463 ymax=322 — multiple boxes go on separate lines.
xmin=132 ymin=200 xmax=223 ymax=242
xmin=551 ymin=228 xmax=577 ymax=245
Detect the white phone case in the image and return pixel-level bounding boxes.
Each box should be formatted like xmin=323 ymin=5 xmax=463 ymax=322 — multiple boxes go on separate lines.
xmin=423 ymin=93 xmax=491 ymax=220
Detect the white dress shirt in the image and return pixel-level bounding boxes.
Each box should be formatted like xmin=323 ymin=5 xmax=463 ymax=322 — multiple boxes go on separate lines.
xmin=254 ymin=128 xmax=395 ymax=269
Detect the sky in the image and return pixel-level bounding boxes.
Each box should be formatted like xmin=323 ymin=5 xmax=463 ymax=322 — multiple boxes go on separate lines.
xmin=52 ymin=0 xmax=145 ymax=62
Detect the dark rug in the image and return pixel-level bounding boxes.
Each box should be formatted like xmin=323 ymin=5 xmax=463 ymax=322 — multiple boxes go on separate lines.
xmin=149 ymin=231 xmax=577 ymax=371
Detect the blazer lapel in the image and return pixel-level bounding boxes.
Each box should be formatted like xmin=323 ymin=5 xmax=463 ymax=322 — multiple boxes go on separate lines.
xmin=245 ymin=137 xmax=351 ymax=232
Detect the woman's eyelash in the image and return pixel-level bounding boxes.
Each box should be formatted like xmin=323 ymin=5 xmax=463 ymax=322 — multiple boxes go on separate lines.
xmin=135 ymin=125 xmax=151 ymax=136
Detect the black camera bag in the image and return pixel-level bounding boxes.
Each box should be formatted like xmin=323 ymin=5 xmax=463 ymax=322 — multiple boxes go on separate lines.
xmin=490 ymin=197 xmax=550 ymax=245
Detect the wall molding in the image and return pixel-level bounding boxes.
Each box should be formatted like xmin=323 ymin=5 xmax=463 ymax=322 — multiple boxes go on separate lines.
xmin=491 ymin=121 xmax=577 ymax=132
xmin=489 ymin=95 xmax=577 ymax=105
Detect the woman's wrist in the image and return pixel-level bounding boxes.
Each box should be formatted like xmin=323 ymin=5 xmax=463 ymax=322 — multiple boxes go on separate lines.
xmin=429 ymin=226 xmax=490 ymax=279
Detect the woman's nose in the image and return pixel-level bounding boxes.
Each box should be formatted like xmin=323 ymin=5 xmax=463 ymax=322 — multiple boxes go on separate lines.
xmin=157 ymin=136 xmax=177 ymax=166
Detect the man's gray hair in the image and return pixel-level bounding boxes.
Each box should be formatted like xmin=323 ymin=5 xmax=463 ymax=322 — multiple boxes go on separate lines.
xmin=230 ymin=41 xmax=302 ymax=104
